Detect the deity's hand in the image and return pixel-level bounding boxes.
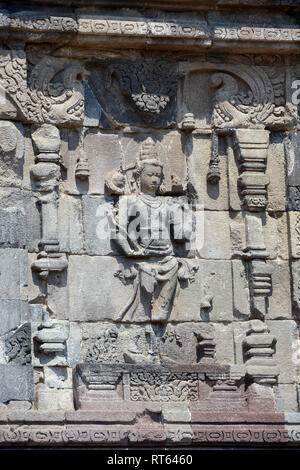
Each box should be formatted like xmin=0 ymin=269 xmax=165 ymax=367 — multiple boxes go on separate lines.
xmin=127 ymin=248 xmax=145 ymax=258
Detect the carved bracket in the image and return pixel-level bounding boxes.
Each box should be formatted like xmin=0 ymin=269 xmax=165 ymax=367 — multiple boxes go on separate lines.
xmin=234 ymin=129 xmax=270 ymax=212
xmin=243 ymin=320 xmax=279 ymax=385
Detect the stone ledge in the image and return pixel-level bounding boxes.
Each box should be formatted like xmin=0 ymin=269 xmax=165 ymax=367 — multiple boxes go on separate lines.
xmin=0 ymin=8 xmax=299 ymax=51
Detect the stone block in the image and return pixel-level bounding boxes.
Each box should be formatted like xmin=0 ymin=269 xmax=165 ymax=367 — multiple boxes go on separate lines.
xmin=58 ymin=194 xmax=83 ymax=254
xmin=263 ymin=212 xmax=289 ymax=260
xmin=289 ymin=212 xmax=300 ymax=259
xmin=36 ymin=384 xmax=74 ymax=410
xmin=67 ymin=323 xmax=82 ymax=367
xmin=227 ymin=135 xmax=241 ymax=211
xmin=267 ymin=261 xmax=292 ymax=319
xmin=0 ymin=189 xmax=40 ymax=251
xmin=171 ymin=259 xmax=233 ymax=322
xmin=266 ymin=134 xmax=287 ymax=212
xmin=44 ymin=367 xmax=73 ymax=389
xmin=185 ymin=133 xmax=229 ymax=210
xmin=179 ymin=71 xmax=214 ymax=130
xmin=0 ymin=249 xmax=27 ymax=301
xmin=276 ymin=384 xmax=299 ymax=412
xmin=214 ymin=323 xmax=235 ymax=365
xmin=0 ymin=300 xmax=29 ymax=335
xmin=266 ymin=320 xmax=298 ymax=384
xmin=287 ymin=130 xmax=300 ymax=188
xmin=232 ymin=260 xmax=250 ymax=319
xmin=61 ymin=255 xmax=131 ymax=322
xmin=198 ymin=211 xmax=243 ymax=259
xmin=161 ymin=403 xmax=191 ymax=423
xmin=82 ymin=195 xmax=114 ymax=255
xmin=0 ymin=365 xmax=33 ymax=403
xmin=292 ymin=259 xmax=300 ymax=313
xmin=0 ymin=121 xmax=24 ymax=188
xmin=84 ymin=130 xmax=122 ymax=195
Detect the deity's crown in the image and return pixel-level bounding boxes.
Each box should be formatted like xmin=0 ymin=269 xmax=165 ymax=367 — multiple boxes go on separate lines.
xmin=139 ymin=137 xmax=159 ymax=161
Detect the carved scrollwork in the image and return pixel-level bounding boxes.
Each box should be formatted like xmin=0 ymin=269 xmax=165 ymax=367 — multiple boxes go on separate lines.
xmin=5 ymin=323 xmax=31 ymax=366
xmin=0 ymin=50 xmax=27 ymax=117
xmin=208 ymin=64 xmax=295 ymax=129
xmin=28 ymin=56 xmax=84 ymax=124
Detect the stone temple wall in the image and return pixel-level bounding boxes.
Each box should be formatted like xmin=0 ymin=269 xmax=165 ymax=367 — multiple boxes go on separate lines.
xmin=0 ymin=0 xmax=299 ymax=446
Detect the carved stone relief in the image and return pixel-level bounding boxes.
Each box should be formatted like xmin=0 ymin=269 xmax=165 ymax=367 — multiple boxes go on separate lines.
xmin=0 ymin=0 xmax=299 ymax=447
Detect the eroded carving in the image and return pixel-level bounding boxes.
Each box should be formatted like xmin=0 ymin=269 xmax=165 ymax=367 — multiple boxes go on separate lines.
xmin=5 ymin=323 xmax=31 ymax=366
xmin=159 ymin=323 xmax=215 ymax=365
xmin=130 ymin=371 xmax=199 ymax=402
xmin=0 ymin=50 xmax=27 ymax=119
xmin=105 ymin=61 xmax=177 ymax=120
xmin=28 ymin=57 xmax=84 ymax=125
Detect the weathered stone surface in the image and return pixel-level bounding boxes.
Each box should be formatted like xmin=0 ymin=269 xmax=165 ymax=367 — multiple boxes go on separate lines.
xmin=0 ymin=0 xmax=298 ymax=448
xmin=264 ymin=212 xmax=289 ymax=261
xmin=267 ymin=261 xmax=292 ymax=320
xmin=82 ymin=195 xmax=114 ymax=255
xmin=0 ymin=249 xmax=27 ymax=300
xmin=170 ymin=260 xmax=233 ymax=322
xmin=277 ymin=384 xmax=299 ymax=412
xmin=58 ymin=194 xmax=83 ymax=254
xmin=214 ymin=323 xmax=235 ymax=365
xmin=0 ymin=189 xmax=40 ymax=251
xmin=266 ymin=320 xmax=298 ymax=384
xmin=87 ymin=59 xmax=177 ymax=128
xmin=64 ymin=256 xmax=132 ymax=322
xmin=289 ymin=212 xmax=300 ymax=259
xmin=266 ymin=134 xmax=287 ymax=212
xmin=0 ymin=365 xmax=33 ymax=403
xmin=36 ymin=385 xmax=74 ymax=410
xmin=186 ymin=133 xmax=229 ymax=210
xmin=232 ymin=260 xmax=250 ymax=319
xmin=198 ymin=211 xmax=240 ymax=259
xmin=287 ymin=131 xmax=300 ymax=188
xmin=0 ymin=121 xmax=24 ymax=188
xmin=0 ymin=301 xmax=29 ymax=336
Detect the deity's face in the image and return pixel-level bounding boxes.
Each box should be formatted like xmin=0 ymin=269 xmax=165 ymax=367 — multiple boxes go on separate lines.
xmin=140 ymin=163 xmax=163 ymax=195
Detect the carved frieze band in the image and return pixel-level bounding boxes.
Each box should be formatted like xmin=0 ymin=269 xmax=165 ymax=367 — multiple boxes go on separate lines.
xmin=0 ymin=10 xmax=299 ymax=47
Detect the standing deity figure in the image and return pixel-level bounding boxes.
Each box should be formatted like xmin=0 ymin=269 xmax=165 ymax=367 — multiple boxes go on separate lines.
xmin=107 ymin=138 xmax=196 ymax=324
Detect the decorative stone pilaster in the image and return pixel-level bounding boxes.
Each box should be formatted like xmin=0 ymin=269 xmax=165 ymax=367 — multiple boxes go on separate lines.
xmin=30 ymin=124 xmax=68 ymax=279
xmin=243 ymin=320 xmax=279 ymax=412
xmin=234 ymin=129 xmax=270 ymax=212
xmin=243 ymin=320 xmax=279 ymax=385
xmin=242 ymin=213 xmax=273 ymax=319
xmin=207 ymin=129 xmax=221 ymax=184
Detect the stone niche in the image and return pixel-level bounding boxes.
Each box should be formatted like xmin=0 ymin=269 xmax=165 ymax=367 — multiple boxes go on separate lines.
xmin=0 ymin=0 xmax=299 ymax=448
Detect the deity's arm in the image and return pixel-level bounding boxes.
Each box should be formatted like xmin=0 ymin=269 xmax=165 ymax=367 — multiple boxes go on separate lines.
xmin=109 ymin=197 xmax=145 ymax=257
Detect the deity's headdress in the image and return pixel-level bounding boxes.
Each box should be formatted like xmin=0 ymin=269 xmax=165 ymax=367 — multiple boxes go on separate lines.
xmin=134 ymin=137 xmax=165 ymax=193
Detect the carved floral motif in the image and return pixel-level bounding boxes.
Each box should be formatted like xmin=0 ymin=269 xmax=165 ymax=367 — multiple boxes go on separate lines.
xmin=130 ymin=371 xmax=199 ymax=401
xmin=0 ymin=50 xmax=27 ymax=117
xmin=5 ymin=324 xmax=31 ymax=366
